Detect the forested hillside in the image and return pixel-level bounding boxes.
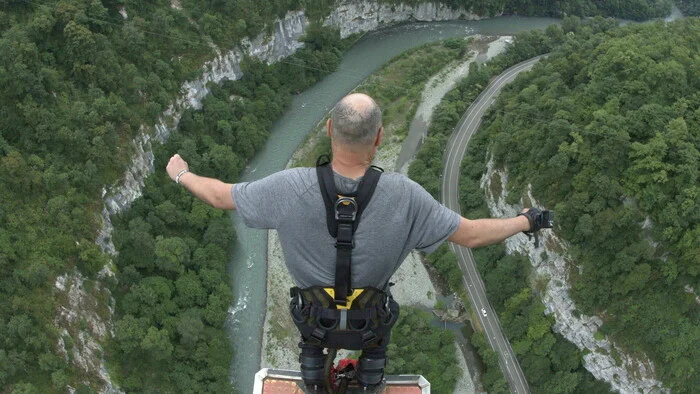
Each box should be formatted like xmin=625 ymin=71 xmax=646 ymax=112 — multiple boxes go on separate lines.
xmin=477 ymin=18 xmax=700 ymax=392
xmin=405 ymin=0 xmax=672 ymax=19
xmin=409 ymin=17 xmax=620 ymax=392
xmin=0 ymin=0 xmax=683 ymax=392
xmin=501 ymin=0 xmax=672 ymax=20
xmin=675 ymin=0 xmax=700 ymax=15
xmin=0 ymin=0 xmax=345 ymax=391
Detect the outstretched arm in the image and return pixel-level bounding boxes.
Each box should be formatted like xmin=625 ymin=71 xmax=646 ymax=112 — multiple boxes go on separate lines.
xmin=448 ymin=215 xmax=530 ymax=248
xmin=166 ymin=154 xmax=236 ymax=210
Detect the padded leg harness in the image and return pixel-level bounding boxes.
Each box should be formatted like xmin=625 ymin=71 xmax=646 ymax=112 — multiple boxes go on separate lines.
xmin=357 ymin=357 xmax=386 ymax=387
xmin=299 ymin=345 xmax=326 ymax=388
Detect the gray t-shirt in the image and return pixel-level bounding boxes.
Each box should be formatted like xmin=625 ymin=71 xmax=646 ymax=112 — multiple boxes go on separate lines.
xmin=233 ymin=167 xmax=460 ymax=289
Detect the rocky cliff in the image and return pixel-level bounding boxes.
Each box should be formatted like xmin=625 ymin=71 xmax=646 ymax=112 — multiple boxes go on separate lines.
xmin=481 ymin=156 xmax=668 ymax=393
xmin=326 ymin=1 xmax=477 ymax=38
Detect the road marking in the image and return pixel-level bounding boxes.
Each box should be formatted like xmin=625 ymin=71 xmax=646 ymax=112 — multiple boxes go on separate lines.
xmin=440 ymin=57 xmax=543 ymax=394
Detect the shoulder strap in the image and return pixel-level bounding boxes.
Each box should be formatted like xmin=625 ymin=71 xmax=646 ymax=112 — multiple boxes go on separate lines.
xmin=315 ymin=156 xmax=383 ymax=306
xmin=353 ymin=165 xmax=383 ymax=233
xmin=316 ymin=156 xmax=338 ymax=237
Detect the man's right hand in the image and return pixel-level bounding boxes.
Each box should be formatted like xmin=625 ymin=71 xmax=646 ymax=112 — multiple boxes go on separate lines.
xmin=167 ymin=154 xmax=189 ymax=182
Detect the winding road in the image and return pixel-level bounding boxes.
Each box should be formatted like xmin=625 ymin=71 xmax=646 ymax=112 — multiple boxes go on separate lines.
xmin=441 ymin=56 xmax=544 ymax=394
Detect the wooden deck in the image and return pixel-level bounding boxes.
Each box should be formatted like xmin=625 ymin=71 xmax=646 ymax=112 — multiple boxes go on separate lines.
xmin=253 ymin=369 xmax=430 ymax=393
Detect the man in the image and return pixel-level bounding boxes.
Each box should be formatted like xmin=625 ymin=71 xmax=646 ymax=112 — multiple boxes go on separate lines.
xmin=166 ymin=93 xmax=540 ymax=392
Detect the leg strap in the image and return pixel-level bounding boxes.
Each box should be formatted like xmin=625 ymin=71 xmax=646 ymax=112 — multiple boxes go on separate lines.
xmin=300 ymin=355 xmax=326 ymax=383
xmin=356 ymin=357 xmax=386 ymax=386
xmin=299 ymin=343 xmax=326 ymax=386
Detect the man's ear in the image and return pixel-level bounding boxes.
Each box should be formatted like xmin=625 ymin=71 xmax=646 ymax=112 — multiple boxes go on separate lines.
xmin=326 ymin=118 xmax=332 ymax=138
xmin=375 ymin=126 xmax=383 ymax=147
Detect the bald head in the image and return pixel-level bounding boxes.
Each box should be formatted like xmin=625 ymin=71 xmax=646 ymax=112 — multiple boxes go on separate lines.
xmin=330 ymin=93 xmax=382 ymax=147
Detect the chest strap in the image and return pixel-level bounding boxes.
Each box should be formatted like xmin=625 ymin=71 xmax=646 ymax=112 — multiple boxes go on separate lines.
xmin=316 ymin=155 xmax=383 ymax=307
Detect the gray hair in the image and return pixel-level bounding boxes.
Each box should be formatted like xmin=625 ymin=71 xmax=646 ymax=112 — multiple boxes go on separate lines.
xmin=330 ymin=95 xmax=382 ymax=146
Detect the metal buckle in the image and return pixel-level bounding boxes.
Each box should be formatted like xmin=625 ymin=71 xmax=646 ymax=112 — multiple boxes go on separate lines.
xmin=335 ymin=197 xmax=357 ymax=221
xmin=361 ymin=331 xmax=378 ymax=346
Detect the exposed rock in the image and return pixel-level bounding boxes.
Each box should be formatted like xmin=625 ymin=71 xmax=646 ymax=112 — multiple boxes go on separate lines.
xmin=480 ymin=156 xmax=668 ymax=393
xmin=325 ymin=1 xmax=479 ymax=38
xmin=54 ymin=272 xmax=121 ymax=393
xmin=684 ymin=285 xmax=700 ymax=305
xmin=243 ymin=11 xmax=307 ymax=64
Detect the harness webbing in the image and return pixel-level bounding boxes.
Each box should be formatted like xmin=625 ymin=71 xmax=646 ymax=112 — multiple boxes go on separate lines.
xmin=316 ymin=155 xmax=383 ymax=306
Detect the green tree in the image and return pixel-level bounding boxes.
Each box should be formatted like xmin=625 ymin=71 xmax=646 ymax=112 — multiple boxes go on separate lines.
xmin=141 ymin=326 xmax=173 ymax=361
xmin=154 ymin=236 xmax=190 ymax=275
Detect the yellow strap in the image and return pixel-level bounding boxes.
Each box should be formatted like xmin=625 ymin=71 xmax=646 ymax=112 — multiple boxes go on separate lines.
xmin=323 ymin=288 xmax=364 ymax=310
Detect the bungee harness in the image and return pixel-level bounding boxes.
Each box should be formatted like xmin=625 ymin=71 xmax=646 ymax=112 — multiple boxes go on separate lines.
xmin=289 ymin=156 xmax=399 ymax=390
xmin=290 ymin=155 xmax=398 ymax=348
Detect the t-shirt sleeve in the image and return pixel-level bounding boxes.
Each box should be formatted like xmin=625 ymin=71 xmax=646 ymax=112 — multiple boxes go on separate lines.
xmin=233 ymin=169 xmax=305 ymax=229
xmin=406 ymin=178 xmax=460 ymax=254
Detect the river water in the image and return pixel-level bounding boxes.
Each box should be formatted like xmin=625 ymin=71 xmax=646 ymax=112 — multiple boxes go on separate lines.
xmin=227 ymin=16 xmax=561 ymax=393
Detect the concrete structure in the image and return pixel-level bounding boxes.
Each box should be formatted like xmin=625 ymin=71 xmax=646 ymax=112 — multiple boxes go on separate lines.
xmin=253 ymin=369 xmax=430 ymax=393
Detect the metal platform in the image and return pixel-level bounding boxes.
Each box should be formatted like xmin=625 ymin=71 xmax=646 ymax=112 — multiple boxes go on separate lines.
xmin=253 ymin=368 xmax=430 ymax=393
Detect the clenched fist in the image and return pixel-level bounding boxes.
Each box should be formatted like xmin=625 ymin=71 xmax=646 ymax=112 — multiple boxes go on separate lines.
xmin=166 ymin=154 xmax=189 ymax=182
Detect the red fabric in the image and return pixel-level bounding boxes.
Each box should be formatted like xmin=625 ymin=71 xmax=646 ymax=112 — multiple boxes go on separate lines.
xmin=330 ymin=358 xmax=358 ymax=387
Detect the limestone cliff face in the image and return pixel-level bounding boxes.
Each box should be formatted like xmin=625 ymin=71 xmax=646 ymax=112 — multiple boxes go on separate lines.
xmin=95 ymin=10 xmax=308 ymax=254
xmin=325 ymin=1 xmax=478 ymax=38
xmin=480 ymin=157 xmax=668 ymax=393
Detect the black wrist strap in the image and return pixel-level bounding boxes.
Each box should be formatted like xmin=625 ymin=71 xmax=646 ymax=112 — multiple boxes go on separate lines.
xmin=517 ymin=211 xmax=535 ymax=234
xmin=518 ymin=209 xmax=540 ymax=247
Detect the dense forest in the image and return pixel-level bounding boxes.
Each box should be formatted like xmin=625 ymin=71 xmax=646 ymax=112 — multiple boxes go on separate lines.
xmin=108 ymin=27 xmax=352 ymax=393
xmin=478 ymin=18 xmax=700 ymax=392
xmin=395 ymin=0 xmax=672 ymax=19
xmin=501 ymin=0 xmax=672 ymax=20
xmin=675 ymin=0 xmax=700 ymax=15
xmin=0 ymin=0 xmax=686 ymax=392
xmin=0 ymin=0 xmax=348 ymax=390
xmin=413 ymin=14 xmax=699 ymax=393
xmin=386 ymin=307 xmax=461 ymax=393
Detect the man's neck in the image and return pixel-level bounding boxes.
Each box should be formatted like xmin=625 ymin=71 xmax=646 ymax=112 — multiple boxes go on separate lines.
xmin=330 ymin=147 xmax=374 ymax=180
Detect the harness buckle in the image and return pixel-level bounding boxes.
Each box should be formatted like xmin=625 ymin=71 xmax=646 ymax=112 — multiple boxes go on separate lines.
xmin=335 ymin=222 xmax=354 ymax=248
xmin=334 ymin=299 xmax=348 ymax=308
xmin=361 ymin=330 xmax=379 ymax=346
xmin=309 ymin=328 xmax=326 ymax=345
xmin=335 ymin=197 xmax=357 ymax=221
xmin=335 ymin=239 xmax=354 ymax=248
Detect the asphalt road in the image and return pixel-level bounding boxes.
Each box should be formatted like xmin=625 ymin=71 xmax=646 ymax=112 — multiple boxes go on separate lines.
xmin=441 ymin=56 xmax=543 ymax=394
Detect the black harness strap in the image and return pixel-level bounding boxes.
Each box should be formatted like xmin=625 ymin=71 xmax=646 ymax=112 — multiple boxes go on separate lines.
xmin=316 ymin=155 xmax=383 ymax=306
xmin=316 ymin=155 xmax=337 ymax=237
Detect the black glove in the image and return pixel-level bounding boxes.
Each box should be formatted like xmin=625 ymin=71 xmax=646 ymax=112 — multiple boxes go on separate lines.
xmin=517 ymin=208 xmax=554 ymax=234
